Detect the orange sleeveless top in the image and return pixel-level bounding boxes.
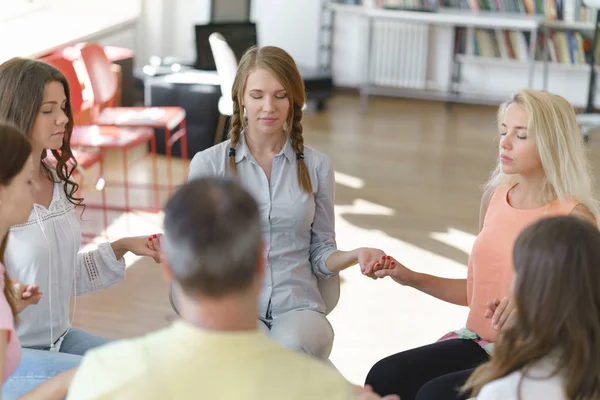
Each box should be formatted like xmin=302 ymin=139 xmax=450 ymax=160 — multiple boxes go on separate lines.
xmin=465 ymin=184 xmax=578 ymax=342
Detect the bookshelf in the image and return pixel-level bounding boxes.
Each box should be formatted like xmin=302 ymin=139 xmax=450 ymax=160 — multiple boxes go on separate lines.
xmin=327 ymin=0 xmax=600 ymax=108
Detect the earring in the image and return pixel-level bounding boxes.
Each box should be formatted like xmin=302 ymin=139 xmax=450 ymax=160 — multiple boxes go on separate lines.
xmin=243 ymin=107 xmax=247 ymax=119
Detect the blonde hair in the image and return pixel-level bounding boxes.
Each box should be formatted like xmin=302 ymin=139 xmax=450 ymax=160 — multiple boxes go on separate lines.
xmin=485 ymin=89 xmax=599 ymax=224
xmin=227 ymin=46 xmax=312 ymax=194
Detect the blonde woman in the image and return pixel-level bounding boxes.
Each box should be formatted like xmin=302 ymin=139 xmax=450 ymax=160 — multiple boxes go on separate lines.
xmin=188 ymin=45 xmax=386 ymax=360
xmin=363 ymin=89 xmax=598 ymax=400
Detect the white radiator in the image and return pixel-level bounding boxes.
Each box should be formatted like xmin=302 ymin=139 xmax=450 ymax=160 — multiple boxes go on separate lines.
xmin=369 ymin=20 xmax=429 ymax=89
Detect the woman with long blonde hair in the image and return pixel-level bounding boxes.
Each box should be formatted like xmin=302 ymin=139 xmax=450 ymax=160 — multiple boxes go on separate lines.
xmin=189 ymin=45 xmax=387 ymax=360
xmin=362 ymin=89 xmax=598 ymax=399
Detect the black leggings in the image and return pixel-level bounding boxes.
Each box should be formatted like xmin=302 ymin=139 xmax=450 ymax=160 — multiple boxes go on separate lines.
xmin=365 ymin=339 xmax=490 ymax=400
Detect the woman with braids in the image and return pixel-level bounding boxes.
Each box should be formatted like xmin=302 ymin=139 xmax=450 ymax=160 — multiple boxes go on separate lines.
xmin=0 ymin=57 xmax=161 ymax=398
xmin=189 ymin=45 xmax=386 ymax=360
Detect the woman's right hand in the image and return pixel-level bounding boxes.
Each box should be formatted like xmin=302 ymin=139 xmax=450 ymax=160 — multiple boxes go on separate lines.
xmin=12 ymin=281 xmax=42 ymax=313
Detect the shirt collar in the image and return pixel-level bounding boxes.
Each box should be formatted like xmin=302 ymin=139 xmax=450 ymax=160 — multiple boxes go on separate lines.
xmin=234 ymin=130 xmax=295 ymax=164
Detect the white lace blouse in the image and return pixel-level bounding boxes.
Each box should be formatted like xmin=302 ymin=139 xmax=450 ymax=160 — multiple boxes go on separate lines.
xmin=4 ymin=178 xmax=126 ymax=349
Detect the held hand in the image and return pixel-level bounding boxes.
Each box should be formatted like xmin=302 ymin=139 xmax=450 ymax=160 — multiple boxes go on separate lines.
xmin=490 ymin=296 xmax=515 ymax=331
xmin=146 ymin=234 xmax=162 ymax=256
xmin=353 ymin=384 xmax=400 ymax=400
xmin=120 ymin=234 xmax=162 ymax=263
xmin=371 ymin=256 xmax=414 ymax=286
xmin=12 ymin=281 xmax=42 ymax=313
xmin=358 ymin=248 xmax=387 ymax=276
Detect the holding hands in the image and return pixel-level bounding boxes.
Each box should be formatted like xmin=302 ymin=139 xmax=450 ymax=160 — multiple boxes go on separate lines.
xmin=111 ymin=234 xmax=162 ymax=263
xmin=360 ymin=254 xmax=415 ymax=286
xmin=357 ymin=248 xmax=387 ymax=274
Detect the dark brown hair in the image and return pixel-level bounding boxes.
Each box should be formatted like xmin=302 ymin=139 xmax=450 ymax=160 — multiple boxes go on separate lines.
xmin=0 ymin=123 xmax=33 ymax=318
xmin=228 ymin=46 xmax=312 ymax=194
xmin=463 ymin=216 xmax=600 ymax=399
xmin=0 ymin=57 xmax=82 ymax=207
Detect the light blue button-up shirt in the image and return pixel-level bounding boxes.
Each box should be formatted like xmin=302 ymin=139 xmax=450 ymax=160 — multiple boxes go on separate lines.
xmin=188 ymin=132 xmax=337 ymax=318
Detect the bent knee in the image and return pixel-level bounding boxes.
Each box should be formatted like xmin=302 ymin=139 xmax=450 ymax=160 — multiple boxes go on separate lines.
xmin=272 ymin=328 xmax=333 ymax=360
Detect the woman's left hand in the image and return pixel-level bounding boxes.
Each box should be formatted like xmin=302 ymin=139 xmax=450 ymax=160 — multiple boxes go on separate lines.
xmin=357 ymin=247 xmax=387 ymax=276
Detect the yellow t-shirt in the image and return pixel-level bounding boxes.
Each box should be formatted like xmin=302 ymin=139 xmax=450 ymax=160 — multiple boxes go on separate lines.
xmin=67 ymin=321 xmax=356 ymax=400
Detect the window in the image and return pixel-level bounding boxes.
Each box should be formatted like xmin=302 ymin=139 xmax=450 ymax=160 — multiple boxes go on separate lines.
xmin=0 ymin=0 xmax=45 ymax=22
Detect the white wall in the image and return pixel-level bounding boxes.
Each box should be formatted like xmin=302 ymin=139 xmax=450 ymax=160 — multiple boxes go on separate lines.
xmin=331 ymin=12 xmax=368 ymax=86
xmin=95 ymin=0 xmax=323 ymax=69
xmin=168 ymin=0 xmax=211 ymax=60
xmin=96 ymin=0 xmax=211 ymax=65
xmin=253 ymin=0 xmax=322 ymax=69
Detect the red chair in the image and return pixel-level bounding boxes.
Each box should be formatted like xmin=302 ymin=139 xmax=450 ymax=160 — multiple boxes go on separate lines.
xmin=79 ymin=43 xmax=188 ymax=195
xmin=43 ymin=56 xmax=160 ymax=214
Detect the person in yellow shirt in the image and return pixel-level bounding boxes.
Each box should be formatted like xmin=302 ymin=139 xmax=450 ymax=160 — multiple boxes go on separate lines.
xmin=67 ymin=177 xmax=397 ymax=400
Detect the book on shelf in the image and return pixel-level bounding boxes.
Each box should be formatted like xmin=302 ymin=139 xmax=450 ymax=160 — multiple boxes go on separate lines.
xmin=442 ymin=0 xmax=595 ymax=22
xmin=455 ymin=26 xmax=600 ymax=66
xmin=331 ymin=0 xmax=438 ymax=11
xmin=332 ymin=0 xmax=596 ymax=20
xmin=331 ymin=0 xmax=600 ymax=66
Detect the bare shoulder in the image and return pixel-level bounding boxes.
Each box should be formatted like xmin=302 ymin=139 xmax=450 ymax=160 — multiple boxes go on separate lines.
xmin=570 ymin=203 xmax=597 ymax=227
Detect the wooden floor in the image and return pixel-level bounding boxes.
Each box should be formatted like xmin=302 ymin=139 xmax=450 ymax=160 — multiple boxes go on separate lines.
xmin=71 ymin=93 xmax=600 ymax=381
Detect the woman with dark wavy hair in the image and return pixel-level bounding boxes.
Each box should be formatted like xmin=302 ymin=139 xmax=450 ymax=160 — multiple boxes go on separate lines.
xmin=0 ymin=57 xmax=160 ymax=398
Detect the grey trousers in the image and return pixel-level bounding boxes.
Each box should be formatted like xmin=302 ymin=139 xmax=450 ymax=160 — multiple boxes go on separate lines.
xmin=259 ymin=310 xmax=334 ymax=361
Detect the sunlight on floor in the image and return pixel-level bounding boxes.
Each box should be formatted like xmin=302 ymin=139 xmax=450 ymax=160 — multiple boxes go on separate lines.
xmin=335 ymin=171 xmax=365 ymax=190
xmin=430 ymin=227 xmax=476 ymax=255
xmin=329 ymin=203 xmax=469 ymax=384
